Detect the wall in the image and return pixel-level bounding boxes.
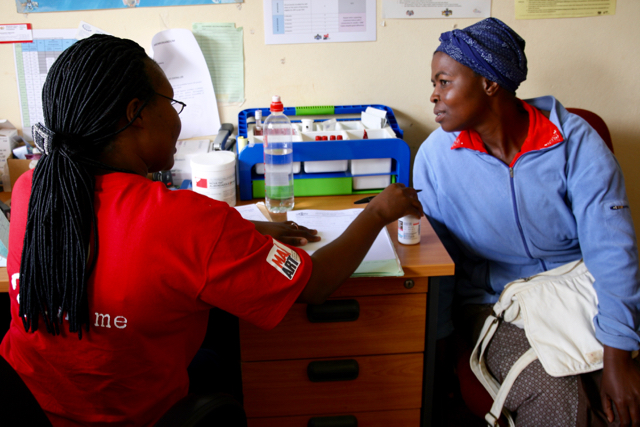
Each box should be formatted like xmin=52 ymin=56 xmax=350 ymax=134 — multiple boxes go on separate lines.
xmin=0 ymin=1 xmax=639 ymax=233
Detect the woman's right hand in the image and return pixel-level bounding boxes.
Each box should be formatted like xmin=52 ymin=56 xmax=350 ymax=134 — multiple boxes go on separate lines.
xmin=364 ymin=183 xmax=424 ymax=225
xmin=298 ymin=183 xmax=424 ymax=304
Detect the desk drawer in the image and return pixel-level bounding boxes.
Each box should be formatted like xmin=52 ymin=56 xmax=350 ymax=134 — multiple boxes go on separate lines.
xmin=240 ymin=293 xmax=426 ymax=361
xmin=247 ymin=408 xmax=421 ymax=427
xmin=242 ymin=353 xmax=423 ymax=418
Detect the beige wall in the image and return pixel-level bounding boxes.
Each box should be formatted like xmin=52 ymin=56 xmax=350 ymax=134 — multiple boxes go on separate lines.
xmin=1 ymin=1 xmax=639 ymax=233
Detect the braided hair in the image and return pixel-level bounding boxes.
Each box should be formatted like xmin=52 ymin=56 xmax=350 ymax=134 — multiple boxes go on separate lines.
xmin=19 ymin=35 xmax=157 ymax=338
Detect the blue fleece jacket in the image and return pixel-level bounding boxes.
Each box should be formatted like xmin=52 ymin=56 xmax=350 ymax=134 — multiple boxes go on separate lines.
xmin=414 ymin=96 xmax=640 ymax=351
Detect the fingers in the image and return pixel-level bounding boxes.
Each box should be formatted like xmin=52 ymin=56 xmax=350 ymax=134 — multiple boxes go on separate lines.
xmin=277 ymin=222 xmax=321 ymax=247
xmin=278 ymin=236 xmax=309 ymax=246
xmin=631 ymin=402 xmax=640 ymax=427
xmin=285 ymin=221 xmax=318 ymax=235
xmin=603 ymin=394 xmax=615 ymax=424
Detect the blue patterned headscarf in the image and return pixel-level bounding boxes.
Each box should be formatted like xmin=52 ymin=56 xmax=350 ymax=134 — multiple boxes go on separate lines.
xmin=435 ymin=18 xmax=527 ymax=93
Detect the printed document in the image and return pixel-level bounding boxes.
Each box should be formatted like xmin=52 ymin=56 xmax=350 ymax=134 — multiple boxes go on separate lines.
xmin=515 ymin=0 xmax=615 ymax=20
xmin=151 ymin=29 xmax=221 ymax=139
xmin=287 ymin=208 xmax=404 ymax=277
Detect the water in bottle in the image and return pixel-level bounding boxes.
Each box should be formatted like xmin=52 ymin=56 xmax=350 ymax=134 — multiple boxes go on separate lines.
xmin=264 ymin=95 xmax=294 ymax=213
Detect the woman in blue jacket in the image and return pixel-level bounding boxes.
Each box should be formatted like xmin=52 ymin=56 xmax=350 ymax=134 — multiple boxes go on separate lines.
xmin=413 ymin=18 xmax=640 ymax=426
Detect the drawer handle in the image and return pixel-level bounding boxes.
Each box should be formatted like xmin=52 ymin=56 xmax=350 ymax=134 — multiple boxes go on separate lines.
xmin=307 ymin=359 xmax=359 ymax=382
xmin=306 ymin=299 xmax=360 ymax=323
xmin=308 ymin=415 xmax=358 ymax=427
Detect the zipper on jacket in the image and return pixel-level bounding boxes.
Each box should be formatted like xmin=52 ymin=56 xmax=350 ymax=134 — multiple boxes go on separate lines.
xmin=508 ymin=167 xmax=548 ymax=271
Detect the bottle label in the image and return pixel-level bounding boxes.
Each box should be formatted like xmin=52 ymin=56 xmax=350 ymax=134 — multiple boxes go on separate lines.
xmin=192 ymin=170 xmax=236 ymax=205
xmin=398 ymin=217 xmax=421 ymax=245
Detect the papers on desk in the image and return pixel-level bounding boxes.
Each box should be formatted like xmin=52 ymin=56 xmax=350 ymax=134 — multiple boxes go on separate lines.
xmin=234 ymin=203 xmax=271 ymax=222
xmin=287 ymin=209 xmax=404 ymax=277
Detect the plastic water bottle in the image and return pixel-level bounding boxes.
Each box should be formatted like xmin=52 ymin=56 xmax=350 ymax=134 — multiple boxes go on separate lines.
xmin=264 ymin=95 xmax=294 ymax=213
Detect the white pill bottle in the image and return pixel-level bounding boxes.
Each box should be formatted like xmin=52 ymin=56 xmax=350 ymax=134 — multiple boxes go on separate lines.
xmin=398 ymin=215 xmax=421 ymax=245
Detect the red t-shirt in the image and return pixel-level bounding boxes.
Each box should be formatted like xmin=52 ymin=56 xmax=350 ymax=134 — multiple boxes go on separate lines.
xmin=0 ymin=170 xmax=312 ymax=426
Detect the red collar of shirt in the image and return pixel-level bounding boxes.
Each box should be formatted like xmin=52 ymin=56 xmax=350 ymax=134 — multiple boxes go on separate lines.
xmin=451 ymin=99 xmax=564 ymax=167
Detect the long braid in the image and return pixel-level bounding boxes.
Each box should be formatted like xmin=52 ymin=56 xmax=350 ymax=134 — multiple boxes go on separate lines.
xmin=19 ymin=35 xmax=156 ymax=337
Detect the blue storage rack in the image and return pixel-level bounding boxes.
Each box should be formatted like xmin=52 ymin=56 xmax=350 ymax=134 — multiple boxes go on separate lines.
xmin=237 ymin=104 xmax=410 ymax=201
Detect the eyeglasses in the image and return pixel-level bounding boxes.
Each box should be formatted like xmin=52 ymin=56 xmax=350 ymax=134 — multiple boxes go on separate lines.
xmin=155 ymin=92 xmax=187 ymax=115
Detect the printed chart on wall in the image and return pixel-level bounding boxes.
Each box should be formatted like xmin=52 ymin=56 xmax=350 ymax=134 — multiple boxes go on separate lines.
xmin=264 ymin=0 xmax=376 ymax=45
xmin=383 ymin=0 xmax=491 ymax=19
xmin=15 ymin=0 xmax=241 ymax=13
xmin=13 ymin=29 xmax=77 ymax=141
xmin=515 ymin=0 xmax=615 ymax=20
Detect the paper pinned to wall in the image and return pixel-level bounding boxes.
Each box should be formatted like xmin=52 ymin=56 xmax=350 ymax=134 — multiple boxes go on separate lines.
xmin=515 ymin=0 xmax=615 ymax=20
xmin=383 ymin=0 xmax=491 ymax=19
xmin=13 ymin=29 xmax=77 ymax=141
xmin=264 ymin=0 xmax=376 ymax=45
xmin=151 ymin=29 xmax=221 ymax=139
xmin=192 ymin=23 xmax=245 ymax=105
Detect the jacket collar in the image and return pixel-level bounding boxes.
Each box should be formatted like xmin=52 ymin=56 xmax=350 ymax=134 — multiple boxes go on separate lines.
xmin=451 ymin=97 xmax=564 ymax=167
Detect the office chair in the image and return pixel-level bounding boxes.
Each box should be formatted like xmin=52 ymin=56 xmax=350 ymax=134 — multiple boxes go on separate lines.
xmin=0 ymin=353 xmax=247 ymax=427
xmin=452 ymin=108 xmax=614 ymax=425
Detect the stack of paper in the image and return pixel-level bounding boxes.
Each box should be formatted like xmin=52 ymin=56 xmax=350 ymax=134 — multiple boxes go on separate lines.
xmin=360 ymin=107 xmax=388 ymax=130
xmin=234 ymin=205 xmax=403 ymax=277
xmin=287 ymin=209 xmax=403 ymax=277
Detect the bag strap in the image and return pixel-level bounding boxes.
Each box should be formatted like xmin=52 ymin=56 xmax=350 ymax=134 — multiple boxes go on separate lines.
xmin=470 ymin=315 xmax=502 ymax=397
xmin=484 ymin=348 xmax=537 ymax=427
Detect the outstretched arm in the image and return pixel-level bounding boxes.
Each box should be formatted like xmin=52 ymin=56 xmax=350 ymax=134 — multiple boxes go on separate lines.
xmin=297 ymin=184 xmax=423 ymax=304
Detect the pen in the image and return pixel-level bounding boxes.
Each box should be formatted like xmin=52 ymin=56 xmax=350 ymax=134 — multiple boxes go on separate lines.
xmin=354 ymin=189 xmax=422 ymax=204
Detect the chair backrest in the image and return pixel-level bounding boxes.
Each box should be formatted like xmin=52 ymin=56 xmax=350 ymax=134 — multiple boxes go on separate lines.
xmin=566 ymin=108 xmax=614 ymax=153
xmin=0 ymin=354 xmax=53 ymax=426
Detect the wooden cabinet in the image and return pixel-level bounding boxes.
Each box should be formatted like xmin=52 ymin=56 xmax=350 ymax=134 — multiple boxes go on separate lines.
xmin=238 ymin=194 xmax=454 ymax=427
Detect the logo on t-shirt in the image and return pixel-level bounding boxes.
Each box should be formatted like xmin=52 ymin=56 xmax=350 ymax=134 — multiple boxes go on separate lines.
xmin=267 ymin=241 xmax=301 ymax=280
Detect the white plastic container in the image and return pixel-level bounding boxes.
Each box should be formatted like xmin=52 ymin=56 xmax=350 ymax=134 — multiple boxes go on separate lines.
xmin=351 ymin=158 xmax=392 ymax=190
xmin=255 ymin=162 xmax=301 ymax=175
xmin=191 ymin=151 xmax=237 ymax=207
xmin=398 ymin=215 xmax=421 ymax=245
xmin=303 ymin=160 xmax=349 ymax=173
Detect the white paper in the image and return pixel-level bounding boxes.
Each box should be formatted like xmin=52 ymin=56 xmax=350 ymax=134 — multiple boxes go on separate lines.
xmin=383 ymin=0 xmax=491 ymax=19
xmin=287 ymin=208 xmax=403 ymax=276
xmin=75 ymin=21 xmax=110 ymax=40
xmin=264 ymin=0 xmax=377 ymax=45
xmin=151 ymin=29 xmax=221 ymax=139
xmin=361 ymin=111 xmax=384 ymax=129
xmin=0 ymin=24 xmax=32 ymax=43
xmin=234 ymin=204 xmax=270 ymax=222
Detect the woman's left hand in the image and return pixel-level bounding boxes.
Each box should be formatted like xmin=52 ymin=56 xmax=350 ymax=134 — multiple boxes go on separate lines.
xmin=601 ymin=345 xmax=640 ymax=427
xmin=251 ymin=221 xmax=321 ymax=247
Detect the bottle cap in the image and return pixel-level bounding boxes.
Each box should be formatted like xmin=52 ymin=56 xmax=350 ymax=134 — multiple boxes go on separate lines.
xmin=270 ymin=95 xmax=284 ymax=113
xmin=255 ymin=110 xmax=262 ymax=120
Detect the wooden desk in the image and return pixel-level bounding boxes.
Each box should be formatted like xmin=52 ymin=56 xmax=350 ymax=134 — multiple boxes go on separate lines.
xmin=238 ymin=194 xmax=453 ymax=427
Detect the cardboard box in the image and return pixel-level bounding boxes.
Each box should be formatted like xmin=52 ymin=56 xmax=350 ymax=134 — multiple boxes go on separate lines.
xmin=0 ymin=120 xmax=18 ymax=171
xmin=7 ymin=156 xmax=37 ymax=191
